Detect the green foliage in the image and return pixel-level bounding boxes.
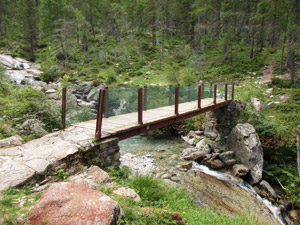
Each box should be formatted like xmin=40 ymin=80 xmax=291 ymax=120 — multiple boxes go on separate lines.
xmin=54 ymin=169 xmax=69 ymax=180
xmin=40 ymin=66 xmax=65 ymax=83
xmin=0 ymin=73 xmax=60 ymax=140
xmin=271 ymin=78 xmax=293 ymax=88
xmin=104 ymin=166 xmax=258 ymax=225
xmin=1 ymin=186 xmax=41 ymax=224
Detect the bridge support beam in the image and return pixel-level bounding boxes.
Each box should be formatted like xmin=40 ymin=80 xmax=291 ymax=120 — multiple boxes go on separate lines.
xmin=232 ymin=83 xmax=235 ymax=99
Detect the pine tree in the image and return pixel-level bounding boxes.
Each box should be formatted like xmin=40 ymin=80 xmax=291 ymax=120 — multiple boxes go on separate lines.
xmin=17 ymin=0 xmax=39 ymax=61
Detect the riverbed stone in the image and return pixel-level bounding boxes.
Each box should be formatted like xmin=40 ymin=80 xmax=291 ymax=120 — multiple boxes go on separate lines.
xmin=219 ymin=151 xmax=235 ymax=162
xmin=206 ymin=159 xmax=224 ymax=170
xmin=113 ymin=187 xmax=141 ymax=202
xmin=227 ymin=123 xmax=263 ymax=185
xmin=87 ymin=165 xmax=110 ymax=185
xmin=26 ymin=182 xmax=123 ymax=225
xmin=230 ymin=164 xmax=250 ymax=178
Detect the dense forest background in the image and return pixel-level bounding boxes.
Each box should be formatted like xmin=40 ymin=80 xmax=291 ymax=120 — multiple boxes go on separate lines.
xmin=0 ymin=0 xmax=300 ymax=204
xmin=0 ymin=0 xmax=299 ymax=85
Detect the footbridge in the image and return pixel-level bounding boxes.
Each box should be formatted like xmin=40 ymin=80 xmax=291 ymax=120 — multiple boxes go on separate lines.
xmin=63 ymin=83 xmax=234 ymax=140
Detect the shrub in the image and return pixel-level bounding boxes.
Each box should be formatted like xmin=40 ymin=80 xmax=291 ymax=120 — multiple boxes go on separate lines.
xmin=271 ymin=78 xmax=293 ymax=88
xmin=41 ymin=66 xmax=65 ymax=83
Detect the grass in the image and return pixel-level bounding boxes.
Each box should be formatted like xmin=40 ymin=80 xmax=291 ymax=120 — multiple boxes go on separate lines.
xmin=104 ymin=166 xmax=258 ymax=225
xmin=0 ymin=186 xmax=42 ymax=225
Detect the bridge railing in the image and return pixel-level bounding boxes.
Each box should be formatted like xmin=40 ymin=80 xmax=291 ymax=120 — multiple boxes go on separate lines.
xmin=60 ymin=83 xmax=234 ymax=139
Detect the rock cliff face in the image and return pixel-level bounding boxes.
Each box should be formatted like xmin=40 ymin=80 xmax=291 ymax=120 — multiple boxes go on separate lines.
xmin=227 ymin=123 xmax=263 ymax=185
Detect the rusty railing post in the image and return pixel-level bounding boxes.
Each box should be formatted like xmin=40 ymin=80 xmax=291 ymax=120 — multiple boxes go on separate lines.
xmin=232 ymin=83 xmax=235 ymax=100
xmin=225 ymin=83 xmax=228 ymax=101
xmin=169 ymin=85 xmax=172 ymax=105
xmin=138 ymin=88 xmax=143 ymax=125
xmin=95 ymin=89 xmax=105 ymax=140
xmin=187 ymin=85 xmax=191 ymax=102
xmin=175 ymin=86 xmax=179 ymax=116
xmin=143 ymin=85 xmax=147 ymax=111
xmin=198 ymin=85 xmax=202 ymax=109
xmin=214 ymin=84 xmax=217 ymax=104
xmin=61 ymin=87 xmax=67 ymax=129
xmin=104 ymin=86 xmax=109 ymax=118
xmin=201 ymin=84 xmax=205 ymax=99
xmin=210 ymin=83 xmax=212 ymax=98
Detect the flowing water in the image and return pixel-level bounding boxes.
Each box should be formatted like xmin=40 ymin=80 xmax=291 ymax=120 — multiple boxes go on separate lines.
xmin=119 ymin=135 xmax=285 ymax=225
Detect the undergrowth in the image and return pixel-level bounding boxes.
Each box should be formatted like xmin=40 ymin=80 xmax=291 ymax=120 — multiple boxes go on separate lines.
xmin=104 ymin=166 xmax=258 ymax=225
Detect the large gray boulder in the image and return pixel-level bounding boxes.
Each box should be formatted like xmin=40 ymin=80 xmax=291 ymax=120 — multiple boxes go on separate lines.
xmin=227 ymin=123 xmax=263 ymax=185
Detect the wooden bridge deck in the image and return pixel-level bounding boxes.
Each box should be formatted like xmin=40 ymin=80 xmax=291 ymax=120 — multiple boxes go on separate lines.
xmin=70 ymin=98 xmax=228 ymax=140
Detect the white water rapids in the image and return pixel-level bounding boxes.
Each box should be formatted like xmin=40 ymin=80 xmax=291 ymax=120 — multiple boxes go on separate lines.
xmin=192 ymin=162 xmax=285 ymax=225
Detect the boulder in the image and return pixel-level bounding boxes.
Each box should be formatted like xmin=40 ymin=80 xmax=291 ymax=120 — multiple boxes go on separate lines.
xmin=0 ymin=136 xmax=23 ymax=148
xmin=19 ymin=119 xmax=47 ymax=137
xmin=251 ymin=98 xmax=263 ymax=111
xmin=26 ymin=182 xmax=123 ymax=225
xmin=206 ymin=159 xmax=224 ymax=170
xmin=113 ymin=187 xmax=141 ymax=202
xmin=181 ymin=139 xmax=211 ymax=161
xmin=87 ymin=165 xmax=110 ymax=185
xmin=207 ymin=140 xmax=227 ymax=153
xmin=230 ymin=164 xmax=250 ymax=178
xmin=219 ymin=151 xmax=235 ymax=162
xmin=227 ymin=123 xmax=263 ymax=185
xmin=45 ymin=89 xmax=57 ymax=99
xmin=86 ymin=88 xmax=100 ymax=102
xmin=255 ymin=180 xmax=277 ymax=199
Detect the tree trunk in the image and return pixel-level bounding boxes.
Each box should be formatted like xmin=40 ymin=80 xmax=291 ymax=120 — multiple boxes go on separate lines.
xmin=280 ymin=37 xmax=286 ymax=71
xmin=152 ymin=9 xmax=156 ymax=51
xmin=191 ymin=20 xmax=196 ymax=49
xmin=249 ymin=28 xmax=255 ymax=59
xmin=89 ymin=0 xmax=95 ymax=38
xmin=259 ymin=16 xmax=264 ymax=52
xmin=160 ymin=25 xmax=165 ymax=63
xmin=76 ymin=21 xmax=80 ymax=48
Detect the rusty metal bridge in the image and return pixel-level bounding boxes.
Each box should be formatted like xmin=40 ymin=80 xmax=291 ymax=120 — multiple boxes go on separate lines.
xmin=61 ymin=83 xmax=234 ymax=141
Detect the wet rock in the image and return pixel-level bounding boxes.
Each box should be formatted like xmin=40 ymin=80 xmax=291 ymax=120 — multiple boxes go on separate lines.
xmin=227 ymin=123 xmax=263 ymax=185
xmin=163 ymin=179 xmax=181 ymax=188
xmin=26 ymin=182 xmax=123 ymax=225
xmin=0 ymin=136 xmax=23 ymax=148
xmin=183 ymin=169 xmax=281 ymax=225
xmin=113 ymin=187 xmax=141 ymax=202
xmin=156 ymin=148 xmax=166 ymax=153
xmin=87 ymin=165 xmax=110 ymax=185
xmin=19 ymin=119 xmax=47 ymax=137
xmin=230 ymin=164 xmax=250 ymax=177
xmin=177 ymin=161 xmax=193 ymax=170
xmin=79 ymin=101 xmax=96 ymax=109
